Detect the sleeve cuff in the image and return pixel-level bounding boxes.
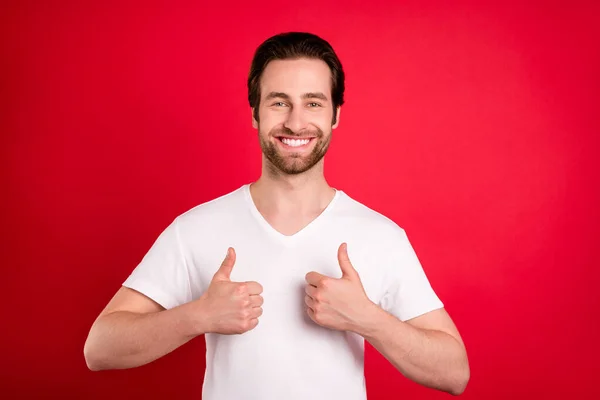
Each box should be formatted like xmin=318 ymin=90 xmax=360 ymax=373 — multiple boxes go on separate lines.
xmin=122 ymin=277 xmax=177 ymax=310
xmin=399 ymin=299 xmax=445 ymax=322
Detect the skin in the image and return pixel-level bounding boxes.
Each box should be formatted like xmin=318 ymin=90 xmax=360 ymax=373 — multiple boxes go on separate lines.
xmin=83 ymin=56 xmax=469 ymax=396
xmin=248 ymin=58 xmax=340 ymax=237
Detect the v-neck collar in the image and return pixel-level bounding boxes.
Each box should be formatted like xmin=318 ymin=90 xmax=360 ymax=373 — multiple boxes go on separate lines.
xmin=243 ymin=183 xmax=341 ymax=245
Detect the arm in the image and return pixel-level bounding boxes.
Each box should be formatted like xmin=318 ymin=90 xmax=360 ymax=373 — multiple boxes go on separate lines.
xmin=84 ymin=247 xmax=264 ymax=371
xmin=83 ymin=286 xmax=205 ymax=371
xmin=304 ymin=243 xmax=469 ymax=395
xmin=355 ymin=306 xmax=470 ymax=396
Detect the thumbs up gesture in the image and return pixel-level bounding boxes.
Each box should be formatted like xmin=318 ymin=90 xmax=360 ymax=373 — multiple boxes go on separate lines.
xmin=198 ymin=248 xmax=264 ymax=335
xmin=304 ymin=243 xmax=376 ymax=332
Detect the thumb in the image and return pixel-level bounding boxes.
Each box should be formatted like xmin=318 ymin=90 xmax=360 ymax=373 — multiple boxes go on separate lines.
xmin=214 ymin=247 xmax=236 ymax=281
xmin=338 ymin=243 xmax=359 ymax=280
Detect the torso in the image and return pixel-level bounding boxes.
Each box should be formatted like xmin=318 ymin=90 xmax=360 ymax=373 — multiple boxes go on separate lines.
xmin=175 ymin=184 xmax=404 ymax=400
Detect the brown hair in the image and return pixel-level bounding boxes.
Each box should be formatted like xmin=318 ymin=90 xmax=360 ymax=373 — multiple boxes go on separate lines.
xmin=247 ymin=32 xmax=345 ymax=125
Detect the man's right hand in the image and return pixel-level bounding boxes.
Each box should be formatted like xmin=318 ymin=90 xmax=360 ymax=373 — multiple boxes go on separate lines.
xmin=196 ymin=247 xmax=264 ymax=335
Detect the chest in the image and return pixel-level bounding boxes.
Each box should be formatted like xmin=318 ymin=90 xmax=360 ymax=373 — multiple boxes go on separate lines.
xmin=259 ymin=210 xmax=325 ymax=237
xmin=190 ymin=238 xmax=387 ymax=310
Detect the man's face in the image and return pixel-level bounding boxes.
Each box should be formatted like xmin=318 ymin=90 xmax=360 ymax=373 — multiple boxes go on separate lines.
xmin=253 ymin=58 xmax=340 ymax=175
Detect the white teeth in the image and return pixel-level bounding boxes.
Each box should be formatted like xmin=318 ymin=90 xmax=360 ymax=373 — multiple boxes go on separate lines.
xmin=281 ymin=138 xmax=310 ymax=147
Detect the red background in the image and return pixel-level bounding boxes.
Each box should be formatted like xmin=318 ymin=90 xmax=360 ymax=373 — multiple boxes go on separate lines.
xmin=2 ymin=1 xmax=599 ymax=398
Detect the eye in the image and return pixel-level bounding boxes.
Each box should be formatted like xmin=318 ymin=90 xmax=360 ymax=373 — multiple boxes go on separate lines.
xmin=307 ymin=102 xmax=322 ymax=108
xmin=272 ymin=102 xmax=288 ymax=107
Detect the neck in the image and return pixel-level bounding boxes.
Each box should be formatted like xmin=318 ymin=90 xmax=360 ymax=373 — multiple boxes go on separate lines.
xmin=250 ymin=157 xmax=335 ymax=215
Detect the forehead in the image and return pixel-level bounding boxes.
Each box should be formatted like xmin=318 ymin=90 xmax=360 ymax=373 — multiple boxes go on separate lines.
xmin=260 ymin=58 xmax=332 ymax=99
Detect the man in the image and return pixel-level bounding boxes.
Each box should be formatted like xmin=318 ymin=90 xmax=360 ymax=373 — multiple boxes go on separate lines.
xmin=84 ymin=32 xmax=470 ymax=399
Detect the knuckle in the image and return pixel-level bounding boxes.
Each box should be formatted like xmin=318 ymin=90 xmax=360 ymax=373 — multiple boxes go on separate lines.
xmin=241 ymin=318 xmax=258 ymax=331
xmin=236 ymin=283 xmax=247 ymax=294
xmin=312 ymin=290 xmax=323 ymax=303
xmin=239 ymin=321 xmax=250 ymax=332
xmin=313 ymin=304 xmax=323 ymax=314
xmin=249 ymin=318 xmax=259 ymax=330
xmin=313 ymin=311 xmax=324 ymax=324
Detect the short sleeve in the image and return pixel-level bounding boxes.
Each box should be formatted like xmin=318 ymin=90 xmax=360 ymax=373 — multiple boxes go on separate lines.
xmin=379 ymin=228 xmax=444 ymax=321
xmin=122 ymin=217 xmax=192 ymax=310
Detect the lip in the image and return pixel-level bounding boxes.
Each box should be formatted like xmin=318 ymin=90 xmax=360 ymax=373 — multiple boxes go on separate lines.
xmin=275 ymin=136 xmax=316 ymax=151
xmin=275 ymin=135 xmax=317 ymax=140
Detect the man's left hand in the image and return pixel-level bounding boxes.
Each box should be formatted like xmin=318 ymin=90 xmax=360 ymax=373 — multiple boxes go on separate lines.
xmin=304 ymin=243 xmax=377 ymax=332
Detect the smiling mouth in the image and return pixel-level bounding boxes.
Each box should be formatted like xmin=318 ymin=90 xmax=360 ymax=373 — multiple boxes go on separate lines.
xmin=277 ymin=137 xmax=315 ymax=148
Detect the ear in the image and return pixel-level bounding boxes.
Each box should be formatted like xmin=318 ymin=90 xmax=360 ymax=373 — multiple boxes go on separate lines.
xmin=332 ymin=106 xmax=341 ymax=129
xmin=251 ymin=108 xmax=258 ymax=129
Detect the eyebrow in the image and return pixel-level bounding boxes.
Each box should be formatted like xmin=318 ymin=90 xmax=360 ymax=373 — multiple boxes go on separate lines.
xmin=264 ymin=92 xmax=329 ymax=101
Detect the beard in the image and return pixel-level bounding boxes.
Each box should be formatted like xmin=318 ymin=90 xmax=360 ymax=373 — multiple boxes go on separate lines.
xmin=258 ymin=124 xmax=332 ymax=175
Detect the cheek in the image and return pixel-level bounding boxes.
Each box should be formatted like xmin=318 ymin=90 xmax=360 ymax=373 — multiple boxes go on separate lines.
xmin=311 ymin=114 xmax=333 ymax=133
xmin=312 ymin=108 xmax=334 ymax=125
xmin=259 ymin=122 xmax=277 ymax=138
xmin=259 ymin=109 xmax=286 ymax=129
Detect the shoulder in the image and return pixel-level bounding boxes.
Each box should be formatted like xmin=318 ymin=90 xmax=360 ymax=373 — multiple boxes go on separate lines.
xmin=174 ymin=184 xmax=247 ymax=230
xmin=335 ymin=189 xmax=408 ymax=241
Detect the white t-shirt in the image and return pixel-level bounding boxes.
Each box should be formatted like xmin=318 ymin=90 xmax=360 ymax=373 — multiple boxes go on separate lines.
xmin=123 ymin=184 xmax=443 ymax=400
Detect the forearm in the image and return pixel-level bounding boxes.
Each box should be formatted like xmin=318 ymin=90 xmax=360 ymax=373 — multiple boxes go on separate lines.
xmin=355 ymin=305 xmax=469 ymax=395
xmin=84 ymin=302 xmax=203 ymax=371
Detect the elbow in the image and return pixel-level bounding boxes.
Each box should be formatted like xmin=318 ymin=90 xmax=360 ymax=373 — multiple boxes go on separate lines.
xmin=83 ymin=340 xmax=101 ymax=371
xmin=449 ymin=364 xmax=470 ymax=396
xmin=85 ymin=359 xmax=103 ymax=372
xmin=83 ymin=334 xmax=108 ymax=372
xmin=85 ymin=358 xmax=103 ymax=372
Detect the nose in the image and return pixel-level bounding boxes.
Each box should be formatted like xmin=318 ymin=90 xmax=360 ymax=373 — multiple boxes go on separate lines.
xmin=283 ymin=106 xmax=308 ymax=133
